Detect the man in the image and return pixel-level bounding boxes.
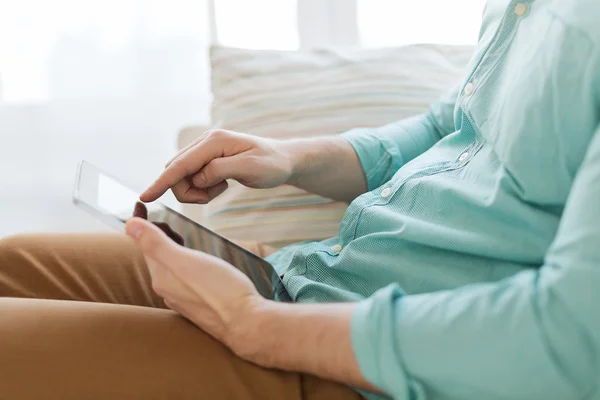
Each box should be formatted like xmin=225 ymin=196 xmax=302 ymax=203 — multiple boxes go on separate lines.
xmin=1 ymin=0 xmax=598 ymax=399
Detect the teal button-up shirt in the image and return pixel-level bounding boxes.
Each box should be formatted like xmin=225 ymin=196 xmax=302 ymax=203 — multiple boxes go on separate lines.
xmin=267 ymin=0 xmax=600 ymax=398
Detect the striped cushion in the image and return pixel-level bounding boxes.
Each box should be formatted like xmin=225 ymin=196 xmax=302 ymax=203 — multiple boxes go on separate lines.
xmin=204 ymin=44 xmax=474 ymax=248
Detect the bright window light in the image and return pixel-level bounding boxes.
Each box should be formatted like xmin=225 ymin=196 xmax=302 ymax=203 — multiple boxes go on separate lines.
xmin=358 ymin=0 xmax=486 ymax=47
xmin=0 ymin=0 xmax=210 ymax=103
xmin=215 ymin=0 xmax=298 ymax=50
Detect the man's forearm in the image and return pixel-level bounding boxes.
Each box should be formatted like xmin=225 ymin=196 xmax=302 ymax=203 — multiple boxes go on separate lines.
xmin=280 ymin=136 xmax=367 ymax=203
xmin=232 ymin=301 xmax=382 ymax=395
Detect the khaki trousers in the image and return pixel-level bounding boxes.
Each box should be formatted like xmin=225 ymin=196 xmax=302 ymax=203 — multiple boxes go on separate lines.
xmin=0 ymin=233 xmax=362 ymax=400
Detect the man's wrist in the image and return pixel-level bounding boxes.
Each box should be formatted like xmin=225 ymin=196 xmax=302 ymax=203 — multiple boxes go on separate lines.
xmin=226 ymin=298 xmax=382 ymax=393
xmin=228 ymin=299 xmax=380 ymax=393
xmin=277 ymin=138 xmax=309 ymax=187
xmin=279 ymin=136 xmax=351 ymax=186
xmin=272 ymin=135 xmax=366 ymax=202
xmin=226 ymin=298 xmax=281 ymax=365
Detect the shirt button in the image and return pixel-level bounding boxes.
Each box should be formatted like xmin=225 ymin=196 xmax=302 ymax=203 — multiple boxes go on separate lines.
xmin=330 ymin=244 xmax=343 ymax=253
xmin=514 ymin=3 xmax=527 ymax=16
xmin=459 ymin=151 xmax=469 ymax=163
xmin=381 ymin=187 xmax=392 ymax=198
xmin=464 ymin=82 xmax=475 ymax=95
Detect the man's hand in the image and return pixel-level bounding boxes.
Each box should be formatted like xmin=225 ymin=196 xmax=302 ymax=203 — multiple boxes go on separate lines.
xmin=125 ymin=217 xmax=380 ymax=394
xmin=140 ymin=130 xmax=294 ymax=203
xmin=141 ymin=129 xmax=367 ymax=205
xmin=125 ymin=217 xmax=266 ymax=348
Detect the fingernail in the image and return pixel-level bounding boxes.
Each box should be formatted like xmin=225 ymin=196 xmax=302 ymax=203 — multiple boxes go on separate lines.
xmin=129 ymin=225 xmax=143 ymax=239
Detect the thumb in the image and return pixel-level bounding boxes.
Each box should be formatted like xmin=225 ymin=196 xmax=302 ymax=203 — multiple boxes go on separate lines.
xmin=192 ymin=155 xmax=246 ymax=188
xmin=125 ymin=217 xmax=179 ymax=264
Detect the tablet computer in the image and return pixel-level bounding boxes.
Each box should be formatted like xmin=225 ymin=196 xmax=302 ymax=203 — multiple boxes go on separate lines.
xmin=73 ymin=160 xmax=291 ymax=302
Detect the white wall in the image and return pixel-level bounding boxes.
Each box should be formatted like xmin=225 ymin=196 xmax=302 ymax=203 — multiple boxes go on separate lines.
xmin=0 ymin=96 xmax=208 ymax=236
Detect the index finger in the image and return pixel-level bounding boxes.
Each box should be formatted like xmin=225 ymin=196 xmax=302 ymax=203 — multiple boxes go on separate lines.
xmin=140 ymin=161 xmax=195 ymax=202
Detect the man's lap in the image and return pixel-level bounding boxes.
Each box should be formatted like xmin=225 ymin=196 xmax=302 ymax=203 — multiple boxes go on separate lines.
xmin=0 ymin=233 xmax=360 ymax=400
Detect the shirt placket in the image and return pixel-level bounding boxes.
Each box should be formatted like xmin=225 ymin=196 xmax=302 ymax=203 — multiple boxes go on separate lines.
xmin=461 ymin=0 xmax=534 ymax=121
xmin=338 ymin=1 xmax=533 ymax=246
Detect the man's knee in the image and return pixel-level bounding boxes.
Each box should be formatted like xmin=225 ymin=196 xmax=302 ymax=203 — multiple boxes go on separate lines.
xmin=0 ymin=234 xmax=33 ymax=261
xmin=0 ymin=233 xmax=55 ymax=268
xmin=0 ymin=234 xmax=71 ymax=298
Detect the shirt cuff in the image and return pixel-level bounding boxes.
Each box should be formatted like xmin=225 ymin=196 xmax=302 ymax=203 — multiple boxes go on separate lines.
xmin=264 ymin=241 xmax=311 ymax=276
xmin=341 ymin=114 xmax=441 ymax=191
xmin=341 ymin=128 xmax=402 ymax=191
xmin=351 ymin=284 xmax=424 ymax=400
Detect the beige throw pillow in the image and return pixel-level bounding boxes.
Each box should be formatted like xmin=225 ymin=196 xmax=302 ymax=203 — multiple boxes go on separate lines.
xmin=202 ymin=44 xmax=473 ymax=248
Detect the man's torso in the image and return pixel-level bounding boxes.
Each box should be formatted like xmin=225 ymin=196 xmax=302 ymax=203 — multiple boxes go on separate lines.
xmin=268 ymin=0 xmax=600 ymax=302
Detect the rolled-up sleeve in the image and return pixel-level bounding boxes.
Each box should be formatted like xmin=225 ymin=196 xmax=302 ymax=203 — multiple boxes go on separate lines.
xmin=351 ymin=125 xmax=600 ymax=400
xmin=342 ymin=85 xmax=459 ymax=191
